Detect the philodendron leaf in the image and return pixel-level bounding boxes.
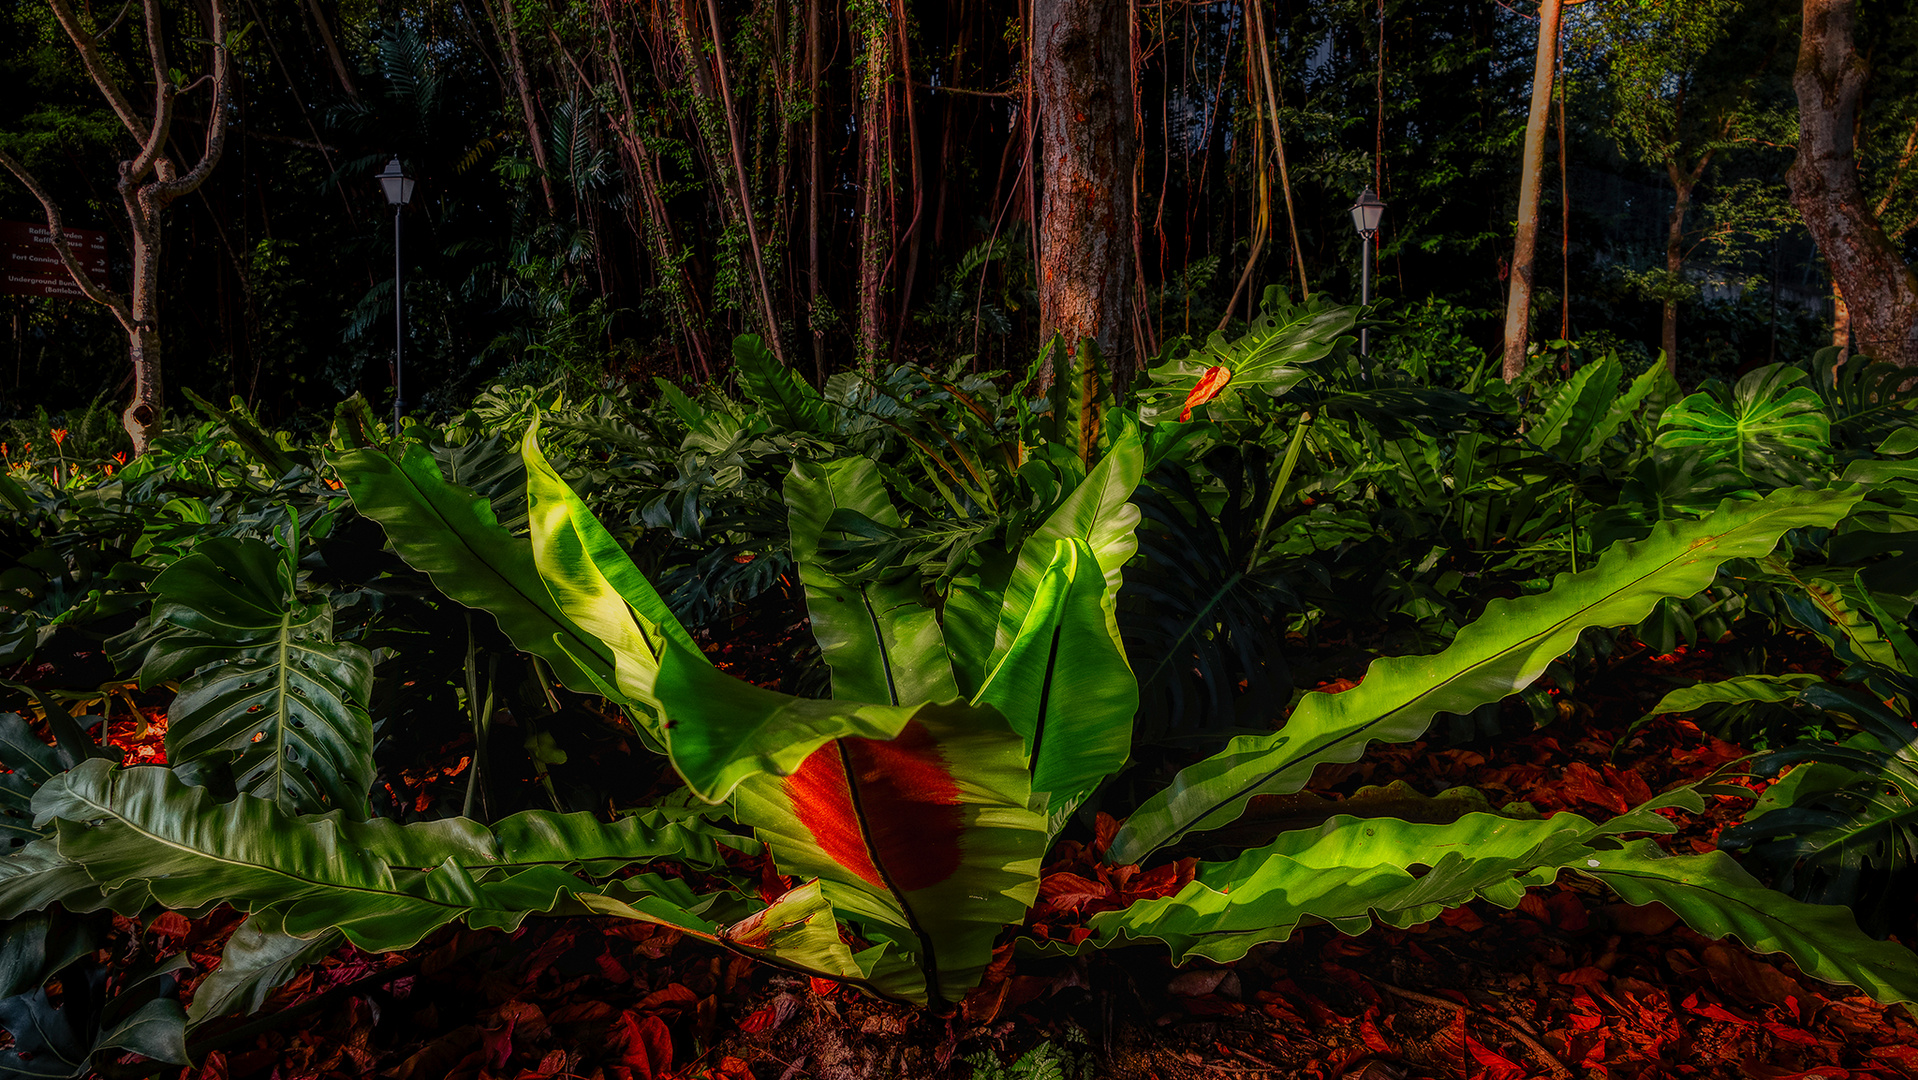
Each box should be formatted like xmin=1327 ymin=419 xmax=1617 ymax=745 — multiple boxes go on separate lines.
xmin=975 ymin=538 xmax=1135 ymax=826
xmin=186 ymin=910 xmax=344 ymax=1026
xmin=1137 ymin=289 xmax=1353 ymax=423
xmin=132 ymin=537 xmax=373 ymax=817
xmin=1108 ymin=486 xmax=1865 ymax=864
xmin=1637 ymin=673 xmax=1825 ymax=727
xmin=733 ymin=335 xmax=834 ymax=435
xmin=1582 ymin=839 xmax=1918 ymax=1005
xmin=329 ymin=441 xmax=612 ymax=693
xmin=11 ymin=762 xmax=732 ymax=953
xmin=730 ymin=700 xmax=1047 ymax=1007
xmin=785 ymin=458 xmax=957 ymax=706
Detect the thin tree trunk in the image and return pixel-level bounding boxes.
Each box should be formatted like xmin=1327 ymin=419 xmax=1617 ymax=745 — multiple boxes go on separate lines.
xmin=493 ymin=0 xmax=559 ymax=216
xmin=1033 ymin=0 xmax=1136 ymax=380
xmin=1663 ymin=173 xmax=1692 ymax=374
xmin=1786 ymin=0 xmax=1918 ymax=367
xmin=1501 ymin=0 xmax=1564 ymax=381
xmin=852 ymin=2 xmax=892 ymax=369
xmin=304 ymin=0 xmax=360 ymax=101
xmin=702 ymin=0 xmax=785 ymax=360
xmin=806 ymin=0 xmax=826 ymax=383
xmin=1832 ymin=282 xmax=1851 ymax=360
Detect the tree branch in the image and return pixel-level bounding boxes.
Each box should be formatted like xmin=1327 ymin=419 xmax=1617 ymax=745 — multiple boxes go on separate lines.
xmin=0 ymin=146 xmax=134 ymax=331
xmin=152 ymin=0 xmax=231 ymax=200
xmin=45 ymin=0 xmax=147 ymax=141
xmin=126 ymin=0 xmax=178 ymax=185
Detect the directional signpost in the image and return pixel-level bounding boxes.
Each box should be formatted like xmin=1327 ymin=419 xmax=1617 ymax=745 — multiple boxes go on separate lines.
xmin=0 ymin=222 xmax=110 ymax=300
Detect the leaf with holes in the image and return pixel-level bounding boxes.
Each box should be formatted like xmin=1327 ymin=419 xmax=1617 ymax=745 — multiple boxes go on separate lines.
xmin=127 ymin=537 xmax=373 ymax=817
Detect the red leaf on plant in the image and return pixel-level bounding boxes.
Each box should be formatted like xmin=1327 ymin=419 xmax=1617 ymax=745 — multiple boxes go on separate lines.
xmin=1038 ymin=872 xmax=1110 ymax=915
xmin=1179 ymin=366 xmax=1232 ymax=422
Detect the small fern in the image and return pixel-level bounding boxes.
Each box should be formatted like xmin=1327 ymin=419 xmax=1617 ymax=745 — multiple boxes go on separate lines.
xmin=965 ymin=1032 xmax=1096 ymax=1080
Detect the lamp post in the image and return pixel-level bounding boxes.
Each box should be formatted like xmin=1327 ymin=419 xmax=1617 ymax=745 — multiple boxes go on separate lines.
xmin=1349 ymin=187 xmax=1386 ymax=358
xmin=377 ymin=158 xmax=415 ymax=432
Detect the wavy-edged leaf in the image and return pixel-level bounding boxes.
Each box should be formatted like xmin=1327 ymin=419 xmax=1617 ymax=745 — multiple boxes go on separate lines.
xmin=128 ymin=537 xmax=372 ymax=817
xmin=1583 ymin=838 xmax=1918 ymax=1004
xmin=716 ymin=880 xmax=923 ymax=1002
xmin=733 ymin=335 xmax=833 ymax=435
xmin=21 ymin=762 xmax=731 ymax=953
xmin=729 ymin=700 xmax=1047 ymax=1006
xmin=1084 ymin=810 xmax=1630 ymax=964
xmin=1108 ymin=486 xmax=1865 ymax=864
xmin=785 ymin=459 xmax=956 ymax=706
xmin=187 ymin=910 xmax=343 ymax=1026
xmin=1638 ymin=673 xmax=1825 ymax=725
xmin=0 ymin=715 xmax=64 ymax=851
xmin=1530 ymin=356 xmax=1621 ymax=459
xmin=975 ymin=539 xmax=1134 ymax=824
xmin=329 ymin=442 xmax=610 ymax=693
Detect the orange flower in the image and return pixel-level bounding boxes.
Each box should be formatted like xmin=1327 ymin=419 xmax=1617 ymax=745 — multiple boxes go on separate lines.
xmin=114 ymin=451 xmax=127 ymax=464
xmin=50 ymin=429 xmax=68 ymax=448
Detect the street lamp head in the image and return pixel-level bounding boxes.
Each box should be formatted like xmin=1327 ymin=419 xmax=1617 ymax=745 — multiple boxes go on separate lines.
xmin=1349 ymin=186 xmax=1386 ymax=240
xmin=377 ymin=157 xmax=415 ymax=206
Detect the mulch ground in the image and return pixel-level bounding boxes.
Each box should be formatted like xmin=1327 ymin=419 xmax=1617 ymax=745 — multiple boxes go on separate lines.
xmin=47 ymin=630 xmax=1918 ymax=1080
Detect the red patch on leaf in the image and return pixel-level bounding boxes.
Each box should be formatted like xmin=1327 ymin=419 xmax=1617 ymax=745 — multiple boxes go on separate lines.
xmin=1179 ymin=366 xmax=1232 ymax=421
xmin=785 ymin=721 xmax=965 ymax=894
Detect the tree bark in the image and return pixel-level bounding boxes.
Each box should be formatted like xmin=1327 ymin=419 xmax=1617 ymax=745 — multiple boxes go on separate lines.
xmin=10 ymin=0 xmax=233 ymax=454
xmin=1663 ymin=174 xmax=1693 ymax=374
xmin=1500 ymin=0 xmax=1564 ymax=381
xmin=1787 ymin=0 xmax=1918 ymax=367
xmin=1034 ymin=0 xmax=1136 ymax=382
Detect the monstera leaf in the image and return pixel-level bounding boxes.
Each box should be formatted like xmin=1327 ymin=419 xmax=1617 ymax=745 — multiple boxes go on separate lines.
xmin=127 ymin=536 xmax=373 ymax=818
xmin=1656 ymin=364 xmax=1831 ymax=484
xmin=1108 ymin=486 xmax=1864 ymax=864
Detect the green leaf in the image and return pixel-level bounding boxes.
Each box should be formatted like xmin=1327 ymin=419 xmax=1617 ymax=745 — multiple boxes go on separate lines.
xmin=1656 ymin=364 xmax=1831 ymax=481
xmin=1137 ymin=291 xmax=1354 ymax=424
xmin=785 ymin=459 xmax=957 ymax=706
xmin=131 ymin=537 xmax=373 ymax=818
xmin=715 ymin=879 xmax=924 ymax=1002
xmin=730 ymin=700 xmax=1047 ymax=1006
xmin=329 ymin=442 xmax=612 ymax=694
xmin=1638 ymin=673 xmax=1826 ymax=725
xmin=975 ymin=539 xmax=1135 ymax=824
xmin=93 ymin=997 xmax=188 ymax=1066
xmin=733 ymin=336 xmax=833 ymax=435
xmin=1582 ymin=839 xmax=1918 ymax=1005
xmin=1108 ymin=486 xmax=1865 ymax=864
xmin=1085 ymin=811 xmax=1621 ymax=964
xmin=981 ymin=429 xmax=1143 ymax=681
xmin=187 ymin=911 xmax=343 ymax=1026
xmin=1529 ymin=356 xmax=1621 ymax=459
xmin=20 ymin=762 xmax=732 ymax=954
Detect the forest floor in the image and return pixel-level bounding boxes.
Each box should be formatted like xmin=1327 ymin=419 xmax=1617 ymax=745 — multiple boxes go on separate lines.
xmin=77 ymin=634 xmax=1918 ymax=1080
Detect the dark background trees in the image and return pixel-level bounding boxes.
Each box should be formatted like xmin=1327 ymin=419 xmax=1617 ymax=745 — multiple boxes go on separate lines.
xmin=1 ymin=0 xmax=1912 ymax=440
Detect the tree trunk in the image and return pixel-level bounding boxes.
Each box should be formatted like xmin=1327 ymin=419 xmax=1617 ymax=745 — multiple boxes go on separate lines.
xmin=853 ymin=5 xmax=892 ymax=370
xmin=1833 ymin=282 xmax=1851 ymax=360
xmin=1787 ymin=0 xmax=1918 ymax=367
xmin=1501 ymin=0 xmax=1564 ymax=381
xmin=494 ymin=0 xmax=559 ymax=216
xmin=1663 ymin=175 xmax=1691 ymax=374
xmin=1034 ymin=0 xmax=1136 ymax=382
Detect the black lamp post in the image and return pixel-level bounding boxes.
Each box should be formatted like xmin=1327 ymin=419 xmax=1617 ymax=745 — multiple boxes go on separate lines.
xmin=1349 ymin=187 xmax=1386 ymax=358
xmin=377 ymin=158 xmax=415 ymax=431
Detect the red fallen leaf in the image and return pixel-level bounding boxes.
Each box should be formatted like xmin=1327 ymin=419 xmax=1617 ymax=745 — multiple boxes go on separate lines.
xmin=1467 ymin=1036 xmax=1526 ymax=1080
xmin=1092 ymin=812 xmax=1120 ymax=857
xmin=1679 ymin=991 xmax=1753 ymax=1025
xmin=149 ymin=911 xmax=193 ymax=941
xmin=1179 ymin=366 xmax=1232 ymax=422
xmin=1438 ymin=906 xmax=1486 ymax=931
xmin=636 ymin=983 xmax=699 ymax=1014
xmin=1358 ymin=1014 xmax=1395 ymax=1054
xmin=1516 ymin=893 xmax=1553 ymax=923
xmin=1871 ymin=1046 xmax=1918 ymax=1067
xmin=548 ymin=1001 xmax=618 ymax=1026
xmin=809 ymin=977 xmax=840 ymax=997
xmin=1545 ymin=890 xmax=1589 ymax=932
xmin=739 ymin=1005 xmax=780 ymax=1034
xmin=194 ymin=1050 xmax=228 ymax=1080
xmin=1761 ymin=1022 xmax=1828 ymax=1047
xmin=1605 ymin=901 xmax=1681 ymax=936
xmin=1557 ymin=967 xmax=1609 ymax=986
xmin=605 ymin=1010 xmax=673 ymax=1079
